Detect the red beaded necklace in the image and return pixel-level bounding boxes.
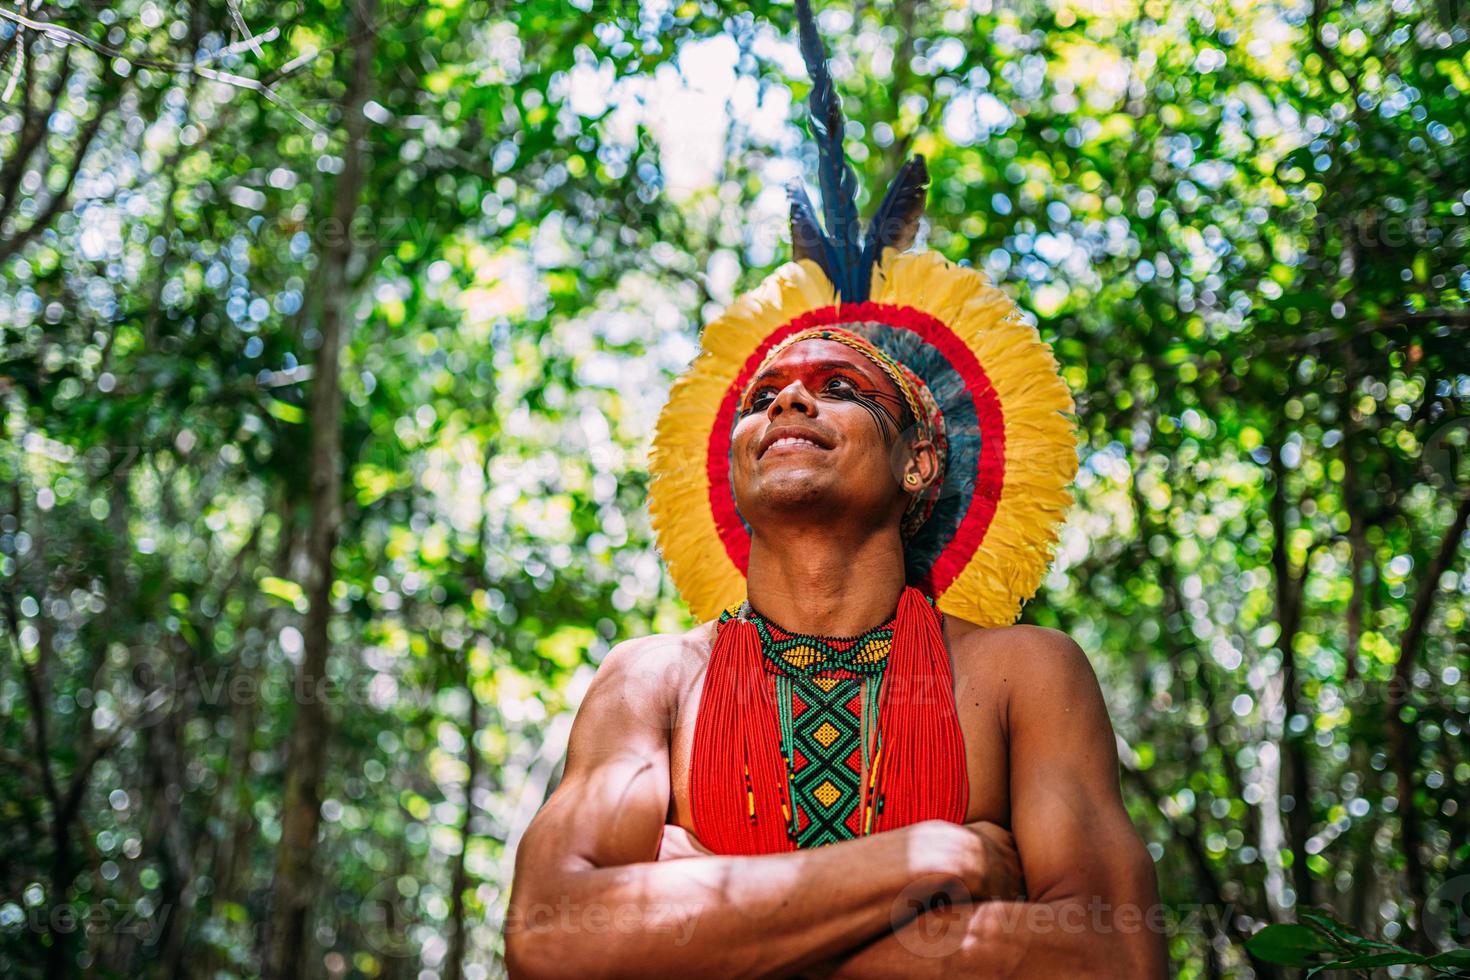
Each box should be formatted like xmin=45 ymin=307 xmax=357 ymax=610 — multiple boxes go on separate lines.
xmin=689 ymin=585 xmax=970 ymax=854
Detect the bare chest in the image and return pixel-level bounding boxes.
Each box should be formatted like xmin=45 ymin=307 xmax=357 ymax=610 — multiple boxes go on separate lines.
xmin=664 ymin=638 xmax=1012 ymax=833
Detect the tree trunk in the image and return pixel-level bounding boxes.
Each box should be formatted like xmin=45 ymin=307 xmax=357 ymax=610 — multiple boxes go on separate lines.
xmin=3 ymin=480 xmax=77 ymax=976
xmin=445 ymin=683 xmax=481 ymax=980
xmin=1340 ymin=381 xmax=1369 ymax=685
xmin=1386 ymin=485 xmax=1470 ymax=944
xmin=262 ymin=1 xmax=377 ymax=976
xmin=1268 ymin=441 xmax=1314 ymax=912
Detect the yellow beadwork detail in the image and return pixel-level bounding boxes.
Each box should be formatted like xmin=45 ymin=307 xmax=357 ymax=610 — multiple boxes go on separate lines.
xmin=813 ymin=781 xmax=841 ymax=808
xmin=812 ymin=721 xmax=841 ymax=748
xmin=863 ymin=744 xmax=883 ymax=834
xmin=768 ymin=634 xmax=893 ymax=672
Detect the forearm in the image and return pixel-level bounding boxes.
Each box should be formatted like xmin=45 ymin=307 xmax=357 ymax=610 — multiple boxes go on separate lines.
xmin=507 ymin=828 xmax=936 ymax=980
xmin=819 ymin=899 xmax=1168 ymax=980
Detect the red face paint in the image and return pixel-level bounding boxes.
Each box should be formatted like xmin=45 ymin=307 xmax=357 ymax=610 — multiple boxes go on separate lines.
xmin=738 ymin=344 xmax=905 ymax=426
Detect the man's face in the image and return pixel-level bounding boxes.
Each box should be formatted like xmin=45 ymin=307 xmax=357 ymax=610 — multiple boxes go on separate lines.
xmin=730 ymin=338 xmax=929 ymax=533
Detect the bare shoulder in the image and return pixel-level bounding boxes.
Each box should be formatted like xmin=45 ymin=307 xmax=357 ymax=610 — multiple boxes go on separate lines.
xmin=948 ymin=621 xmax=1104 ymax=722
xmin=588 ymin=620 xmax=717 ymax=710
xmin=949 ymin=619 xmax=1090 ymax=675
xmin=601 ymin=619 xmax=715 ymax=668
xmin=563 ymin=621 xmax=718 ymax=765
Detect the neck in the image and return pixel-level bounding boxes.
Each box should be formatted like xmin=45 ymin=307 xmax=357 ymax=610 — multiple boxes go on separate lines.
xmin=744 ymin=522 xmax=908 ymax=637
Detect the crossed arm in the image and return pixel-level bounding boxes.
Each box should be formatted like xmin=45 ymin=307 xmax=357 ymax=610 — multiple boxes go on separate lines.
xmin=504 ymin=628 xmax=1167 ymax=979
xmin=801 ymin=628 xmax=1168 ymax=977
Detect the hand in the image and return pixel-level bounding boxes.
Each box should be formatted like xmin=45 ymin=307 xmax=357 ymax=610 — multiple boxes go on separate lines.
xmin=958 ymin=819 xmax=1024 ymax=902
xmin=655 ymin=823 xmax=713 ymax=861
xmin=902 ymin=819 xmax=1025 ymax=904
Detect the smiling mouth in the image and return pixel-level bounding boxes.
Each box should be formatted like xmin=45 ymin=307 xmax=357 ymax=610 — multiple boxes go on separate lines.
xmin=763 ymin=436 xmax=828 ymax=456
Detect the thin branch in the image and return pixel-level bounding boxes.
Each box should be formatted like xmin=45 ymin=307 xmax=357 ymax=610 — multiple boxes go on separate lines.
xmin=1341 ymin=371 xmax=1370 ymax=683
xmin=0 ymin=89 xmax=112 ymax=262
xmin=0 ymin=8 xmax=322 ymax=133
xmin=0 ymin=8 xmax=277 ymax=70
xmin=0 ymin=483 xmax=67 ymax=874
xmin=1397 ymin=484 xmax=1470 ymax=671
xmin=0 ymin=42 xmax=68 ymax=226
xmin=0 ymin=16 xmax=22 ymax=81
xmin=190 ymin=64 xmax=327 ymax=135
xmin=225 ymin=0 xmax=268 ymax=60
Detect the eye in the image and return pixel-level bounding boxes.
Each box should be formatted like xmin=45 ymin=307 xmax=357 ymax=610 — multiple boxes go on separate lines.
xmin=742 ymin=374 xmax=859 ymax=415
xmin=743 ymin=389 xmax=775 ymax=415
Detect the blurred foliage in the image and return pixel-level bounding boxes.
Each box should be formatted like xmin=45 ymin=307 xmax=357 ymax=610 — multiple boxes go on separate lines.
xmin=1247 ymin=908 xmax=1470 ymax=975
xmin=0 ymin=0 xmax=1467 ymax=977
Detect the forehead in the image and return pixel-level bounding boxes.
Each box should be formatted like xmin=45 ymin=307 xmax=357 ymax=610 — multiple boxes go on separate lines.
xmin=752 ymin=337 xmax=892 ymax=389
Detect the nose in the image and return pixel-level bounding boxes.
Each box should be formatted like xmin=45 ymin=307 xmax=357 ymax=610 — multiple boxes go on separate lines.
xmin=767 ymin=379 xmax=816 ymax=419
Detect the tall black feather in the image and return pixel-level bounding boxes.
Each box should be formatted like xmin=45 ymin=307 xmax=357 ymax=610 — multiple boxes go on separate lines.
xmin=788 ymin=181 xmax=838 ymax=283
xmin=794 ymin=0 xmax=863 ymax=301
xmin=859 ymin=154 xmax=929 ymax=287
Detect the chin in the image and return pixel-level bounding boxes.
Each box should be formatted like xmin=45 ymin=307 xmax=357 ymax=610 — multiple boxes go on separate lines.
xmin=738 ymin=473 xmax=839 ymax=515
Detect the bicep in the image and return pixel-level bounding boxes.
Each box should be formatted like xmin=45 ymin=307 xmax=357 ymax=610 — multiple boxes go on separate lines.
xmin=513 ymin=638 xmax=680 ymax=888
xmin=1006 ymin=631 xmax=1157 ymax=908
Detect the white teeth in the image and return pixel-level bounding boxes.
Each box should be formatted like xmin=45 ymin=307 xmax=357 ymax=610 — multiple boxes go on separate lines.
xmin=769 ymin=436 xmax=821 ymax=451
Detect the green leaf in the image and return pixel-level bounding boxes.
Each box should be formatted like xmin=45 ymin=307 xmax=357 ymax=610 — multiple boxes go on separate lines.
xmin=1297 ymin=907 xmax=1387 ymax=949
xmin=1306 ymin=952 xmax=1427 ymax=976
xmin=1245 ymin=924 xmax=1338 ymax=965
xmin=260 ymin=575 xmax=308 ymax=612
xmin=1297 ymin=907 xmax=1415 ymax=952
xmin=267 ymin=398 xmax=305 ymax=424
xmin=1426 ymin=949 xmax=1470 ymax=970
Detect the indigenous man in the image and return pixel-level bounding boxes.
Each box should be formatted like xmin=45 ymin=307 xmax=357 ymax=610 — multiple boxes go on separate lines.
xmin=507 ymin=2 xmax=1167 ymax=977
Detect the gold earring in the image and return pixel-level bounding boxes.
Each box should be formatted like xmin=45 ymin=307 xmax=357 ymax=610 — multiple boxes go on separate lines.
xmin=905 ymin=473 xmax=918 ymax=486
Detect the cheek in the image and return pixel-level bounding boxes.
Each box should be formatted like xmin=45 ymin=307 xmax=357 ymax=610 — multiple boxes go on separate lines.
xmin=832 ymin=409 xmax=903 ymax=485
xmin=732 ymin=417 xmax=758 ymax=449
xmin=729 ymin=420 xmax=760 ymax=472
xmin=832 ymin=404 xmax=889 ymax=450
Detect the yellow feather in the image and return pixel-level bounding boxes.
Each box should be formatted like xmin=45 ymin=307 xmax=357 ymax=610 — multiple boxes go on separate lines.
xmin=871 ymin=250 xmax=1079 ymax=628
xmin=649 ymin=261 xmax=836 ymax=622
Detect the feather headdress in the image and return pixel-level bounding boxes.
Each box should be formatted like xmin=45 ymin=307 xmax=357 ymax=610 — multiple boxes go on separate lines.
xmin=649 ymin=0 xmax=1079 ymax=628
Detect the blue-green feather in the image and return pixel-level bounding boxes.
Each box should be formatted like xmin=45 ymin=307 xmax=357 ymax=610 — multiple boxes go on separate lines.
xmin=794 ymin=0 xmax=863 ymax=300
xmin=788 ymin=181 xmax=838 ymax=284
xmin=859 ymin=155 xmax=929 ymax=284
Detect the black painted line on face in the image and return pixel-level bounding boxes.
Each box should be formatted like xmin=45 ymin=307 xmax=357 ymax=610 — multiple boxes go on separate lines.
xmin=850 ymin=388 xmax=904 ymax=442
xmin=741 ymin=375 xmax=903 ymax=442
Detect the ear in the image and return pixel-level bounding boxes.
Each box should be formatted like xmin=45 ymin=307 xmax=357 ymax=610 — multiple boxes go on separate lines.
xmin=899 ymin=438 xmax=940 ymax=492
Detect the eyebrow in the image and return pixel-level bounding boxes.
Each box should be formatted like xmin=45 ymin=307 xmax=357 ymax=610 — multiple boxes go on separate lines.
xmin=749 ymin=357 xmax=882 ymax=388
